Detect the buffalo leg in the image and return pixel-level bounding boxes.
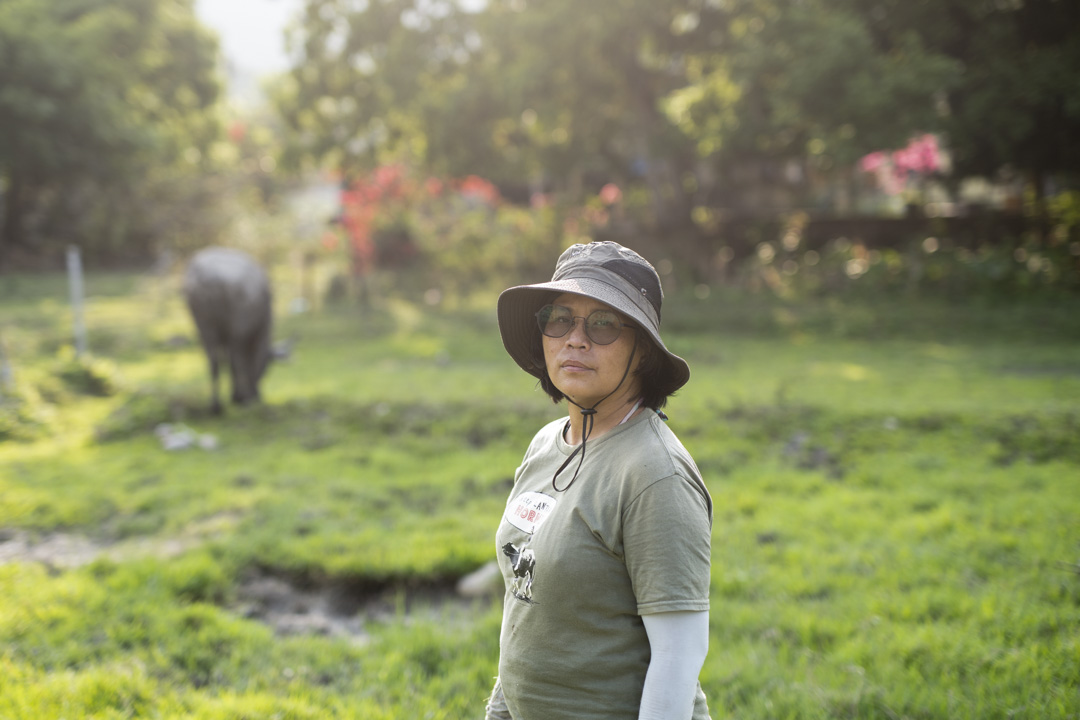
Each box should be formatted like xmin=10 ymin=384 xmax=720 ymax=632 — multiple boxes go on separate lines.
xmin=229 ymin=344 xmax=247 ymax=405
xmin=229 ymin=339 xmax=259 ymax=405
xmin=207 ymin=349 xmax=223 ymax=415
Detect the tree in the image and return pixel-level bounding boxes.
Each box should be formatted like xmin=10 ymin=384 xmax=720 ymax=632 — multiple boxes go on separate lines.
xmin=275 ymin=0 xmax=724 ymax=238
xmin=272 ymin=0 xmax=456 ymax=176
xmin=926 ymin=0 xmax=1080 ymax=198
xmin=666 ymin=0 xmax=1080 ymax=208
xmin=274 ymin=0 xmax=1080 ymax=254
xmin=0 ymin=0 xmax=222 ymax=265
xmin=662 ymin=0 xmax=960 ymax=212
xmin=464 ymin=0 xmax=715 ymax=225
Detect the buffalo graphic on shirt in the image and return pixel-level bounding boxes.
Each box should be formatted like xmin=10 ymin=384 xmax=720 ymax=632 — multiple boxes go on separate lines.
xmin=502 ymin=542 xmax=536 ymax=603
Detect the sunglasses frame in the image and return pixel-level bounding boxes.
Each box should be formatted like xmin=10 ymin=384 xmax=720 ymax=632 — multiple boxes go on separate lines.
xmin=535 ymin=304 xmax=634 ymax=345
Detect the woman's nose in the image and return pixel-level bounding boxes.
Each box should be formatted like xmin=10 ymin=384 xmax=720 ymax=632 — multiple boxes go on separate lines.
xmin=565 ymin=317 xmax=591 ymax=346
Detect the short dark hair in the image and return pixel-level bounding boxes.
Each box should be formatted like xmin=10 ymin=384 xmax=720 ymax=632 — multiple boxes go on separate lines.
xmin=531 ymin=318 xmax=671 ymax=411
xmin=632 ymin=334 xmax=670 ymax=410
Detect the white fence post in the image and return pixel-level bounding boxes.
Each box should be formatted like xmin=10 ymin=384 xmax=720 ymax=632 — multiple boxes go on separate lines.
xmin=66 ymin=245 xmax=88 ymax=358
xmin=0 ymin=330 xmax=13 ymax=398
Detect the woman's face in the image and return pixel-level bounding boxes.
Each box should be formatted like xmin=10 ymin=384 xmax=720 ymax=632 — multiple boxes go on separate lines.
xmin=541 ymin=293 xmax=642 ymax=408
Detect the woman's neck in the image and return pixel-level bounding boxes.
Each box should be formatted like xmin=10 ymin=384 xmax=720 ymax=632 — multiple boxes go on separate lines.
xmin=564 ymin=391 xmax=643 ymax=446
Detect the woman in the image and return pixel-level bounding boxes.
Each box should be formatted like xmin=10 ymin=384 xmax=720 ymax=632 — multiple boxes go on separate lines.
xmin=486 ymin=241 xmax=712 ymax=720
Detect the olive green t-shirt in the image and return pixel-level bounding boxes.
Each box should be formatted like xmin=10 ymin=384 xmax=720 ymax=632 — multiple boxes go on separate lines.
xmin=495 ymin=410 xmax=713 ymax=720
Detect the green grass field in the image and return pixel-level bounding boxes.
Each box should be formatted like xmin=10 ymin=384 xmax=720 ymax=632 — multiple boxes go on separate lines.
xmin=1 ymin=268 xmax=1078 ymax=719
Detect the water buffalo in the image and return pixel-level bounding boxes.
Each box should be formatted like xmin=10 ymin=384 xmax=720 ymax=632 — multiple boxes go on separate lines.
xmin=183 ymin=247 xmax=283 ymax=414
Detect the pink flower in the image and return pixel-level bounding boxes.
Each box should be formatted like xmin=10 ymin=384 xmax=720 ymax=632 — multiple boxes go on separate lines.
xmin=859 ymin=152 xmax=887 ymax=173
xmin=599 ymin=183 xmax=622 ymax=205
xmin=891 ymin=135 xmax=941 ymax=174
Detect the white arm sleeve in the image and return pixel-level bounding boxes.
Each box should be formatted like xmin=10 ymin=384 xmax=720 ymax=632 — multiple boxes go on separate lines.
xmin=484 ymin=676 xmax=513 ymax=720
xmin=638 ymin=610 xmax=710 ymax=720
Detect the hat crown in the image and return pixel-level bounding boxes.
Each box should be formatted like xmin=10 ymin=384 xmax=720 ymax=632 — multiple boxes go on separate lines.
xmin=552 ymin=242 xmax=663 ymax=319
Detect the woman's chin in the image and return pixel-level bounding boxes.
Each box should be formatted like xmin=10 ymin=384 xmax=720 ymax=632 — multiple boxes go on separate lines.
xmin=557 ymin=386 xmax=607 ymax=409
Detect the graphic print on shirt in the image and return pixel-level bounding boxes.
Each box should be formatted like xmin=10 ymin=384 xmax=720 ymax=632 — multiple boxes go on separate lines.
xmin=501 ymin=491 xmax=556 ymax=604
xmin=502 ymin=542 xmax=537 ymax=602
xmin=504 ymin=491 xmax=556 ymax=534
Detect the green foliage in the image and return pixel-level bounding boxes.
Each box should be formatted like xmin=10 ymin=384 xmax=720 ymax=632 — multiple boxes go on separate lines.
xmin=0 ymin=555 xmax=503 ymax=718
xmin=274 ymin=0 xmax=711 ymax=222
xmin=406 ymin=191 xmax=565 ymax=296
xmin=0 ymin=347 xmax=128 ymax=443
xmin=6 ymin=0 xmax=1080 ymax=275
xmin=0 ymin=350 xmax=121 ymax=441
xmin=666 ymin=0 xmax=959 ymax=164
xmin=990 ymin=412 xmax=1080 ymax=466
xmin=0 ymin=383 xmax=55 ymax=442
xmin=267 ymin=0 xmax=1080 ymax=262
xmin=687 ymin=215 xmax=1080 ymax=300
xmin=1048 ymin=191 xmax=1080 ymax=229
xmin=0 ymin=0 xmax=224 ymax=263
xmin=926 ymin=0 xmax=1080 ymax=181
xmin=53 ymin=348 xmax=123 ymax=398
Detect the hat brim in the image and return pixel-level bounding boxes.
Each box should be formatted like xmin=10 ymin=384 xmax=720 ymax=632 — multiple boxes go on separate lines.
xmin=497 ymin=279 xmax=691 ymax=397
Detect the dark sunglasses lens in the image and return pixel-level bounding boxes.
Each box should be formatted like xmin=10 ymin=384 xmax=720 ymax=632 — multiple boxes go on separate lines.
xmin=537 ymin=305 xmax=574 ymax=337
xmin=585 ymin=310 xmax=622 ymax=344
xmin=535 ymin=305 xmax=625 ymax=344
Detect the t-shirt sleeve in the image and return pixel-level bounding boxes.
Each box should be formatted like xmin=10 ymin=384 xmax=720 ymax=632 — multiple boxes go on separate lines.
xmin=624 ymin=474 xmax=712 ymax=615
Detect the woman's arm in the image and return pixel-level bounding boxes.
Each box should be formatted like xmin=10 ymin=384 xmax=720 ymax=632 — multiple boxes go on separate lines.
xmin=638 ymin=610 xmax=710 ymax=720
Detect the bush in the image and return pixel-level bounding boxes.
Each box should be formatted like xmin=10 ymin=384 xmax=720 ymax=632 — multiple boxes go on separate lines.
xmin=0 ymin=384 xmax=55 ymax=442
xmin=53 ymin=347 xmax=122 ymax=397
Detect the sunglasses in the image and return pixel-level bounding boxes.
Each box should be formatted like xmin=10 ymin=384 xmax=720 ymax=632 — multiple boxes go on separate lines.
xmin=535 ymin=304 xmax=634 ymax=345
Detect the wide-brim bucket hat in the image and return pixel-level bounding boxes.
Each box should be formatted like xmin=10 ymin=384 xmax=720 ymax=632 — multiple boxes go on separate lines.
xmin=497 ymin=241 xmax=690 ymax=398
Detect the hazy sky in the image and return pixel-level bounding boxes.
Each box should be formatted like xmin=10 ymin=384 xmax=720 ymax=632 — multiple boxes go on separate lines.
xmin=194 ymin=0 xmax=304 ymax=76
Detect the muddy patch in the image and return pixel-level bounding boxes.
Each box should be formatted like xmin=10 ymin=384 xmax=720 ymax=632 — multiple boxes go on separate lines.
xmin=0 ymin=530 xmax=104 ymax=568
xmin=0 ymin=512 xmax=243 ymax=570
xmin=236 ymin=572 xmax=372 ymax=641
xmin=0 ymin=528 xmax=198 ymax=570
xmin=235 ymin=569 xmax=495 ymax=643
xmin=1 ymin=527 xmax=502 ymax=641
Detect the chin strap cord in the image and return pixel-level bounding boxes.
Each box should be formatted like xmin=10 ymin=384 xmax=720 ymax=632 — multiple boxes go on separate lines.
xmin=552 ymin=334 xmax=639 ymax=492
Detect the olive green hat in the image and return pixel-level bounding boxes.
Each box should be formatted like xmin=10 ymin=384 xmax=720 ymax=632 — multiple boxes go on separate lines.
xmin=497 ymin=241 xmax=690 ymax=397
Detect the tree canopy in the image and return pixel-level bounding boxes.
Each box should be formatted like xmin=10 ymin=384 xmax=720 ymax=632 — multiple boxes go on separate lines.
xmin=0 ymin=0 xmax=222 ymax=264
xmin=929 ymin=0 xmax=1080 ymax=190
xmin=274 ymin=0 xmax=1079 ymax=220
xmin=4 ymin=0 xmax=1078 ymax=267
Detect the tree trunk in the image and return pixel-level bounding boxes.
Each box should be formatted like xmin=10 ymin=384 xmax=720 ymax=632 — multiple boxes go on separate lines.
xmin=1 ymin=172 xmax=26 ymax=266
